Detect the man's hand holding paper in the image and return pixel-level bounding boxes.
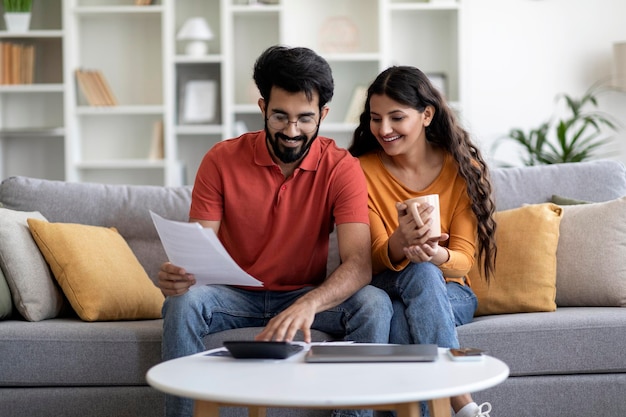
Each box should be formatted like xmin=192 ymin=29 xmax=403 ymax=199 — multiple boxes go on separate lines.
xmin=150 ymin=211 xmax=263 ymax=291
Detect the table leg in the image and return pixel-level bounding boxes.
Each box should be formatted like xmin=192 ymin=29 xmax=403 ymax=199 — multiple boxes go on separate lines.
xmin=193 ymin=400 xmax=220 ymax=417
xmin=393 ymin=402 xmax=421 ymax=417
xmin=248 ymin=405 xmax=268 ymax=417
xmin=428 ymin=397 xmax=452 ymax=417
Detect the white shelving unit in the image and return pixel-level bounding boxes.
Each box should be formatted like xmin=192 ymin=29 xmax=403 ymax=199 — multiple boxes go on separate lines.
xmin=0 ymin=0 xmax=65 ymax=181
xmin=62 ymin=0 xmax=175 ymax=185
xmin=169 ymin=0 xmax=226 ymax=186
xmin=0 ymin=0 xmax=463 ymax=186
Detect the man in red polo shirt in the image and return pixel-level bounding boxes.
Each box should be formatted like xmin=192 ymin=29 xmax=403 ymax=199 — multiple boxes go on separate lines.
xmin=158 ymin=46 xmax=392 ymax=417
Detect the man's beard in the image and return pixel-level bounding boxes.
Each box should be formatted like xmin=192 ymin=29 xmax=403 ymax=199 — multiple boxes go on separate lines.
xmin=265 ymin=126 xmax=319 ymax=164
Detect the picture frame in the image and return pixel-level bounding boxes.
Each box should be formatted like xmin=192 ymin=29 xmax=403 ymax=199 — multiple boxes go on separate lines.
xmin=426 ymin=73 xmax=448 ymax=98
xmin=178 ymin=79 xmax=217 ymax=124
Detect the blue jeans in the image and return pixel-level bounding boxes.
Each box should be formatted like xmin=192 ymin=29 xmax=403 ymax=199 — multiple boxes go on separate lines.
xmin=371 ymin=262 xmax=477 ymax=347
xmin=162 ymin=285 xmax=393 ymax=417
xmin=371 ymin=262 xmax=478 ymax=417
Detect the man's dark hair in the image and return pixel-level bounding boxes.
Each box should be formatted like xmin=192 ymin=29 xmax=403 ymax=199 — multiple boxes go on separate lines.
xmin=253 ymin=45 xmax=334 ymax=109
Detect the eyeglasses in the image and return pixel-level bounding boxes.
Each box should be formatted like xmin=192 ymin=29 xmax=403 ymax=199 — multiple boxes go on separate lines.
xmin=266 ymin=113 xmax=319 ymax=134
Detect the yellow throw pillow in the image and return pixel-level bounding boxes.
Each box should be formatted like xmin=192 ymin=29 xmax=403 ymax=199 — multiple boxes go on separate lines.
xmin=469 ymin=203 xmax=563 ymax=316
xmin=27 ymin=219 xmax=164 ymax=322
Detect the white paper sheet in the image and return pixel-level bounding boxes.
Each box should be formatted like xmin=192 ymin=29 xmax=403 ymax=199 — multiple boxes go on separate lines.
xmin=150 ymin=211 xmax=263 ymax=288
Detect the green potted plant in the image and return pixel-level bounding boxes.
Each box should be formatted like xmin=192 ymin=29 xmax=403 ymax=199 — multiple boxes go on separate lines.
xmin=493 ymin=83 xmax=622 ymax=166
xmin=3 ymin=0 xmax=33 ymax=32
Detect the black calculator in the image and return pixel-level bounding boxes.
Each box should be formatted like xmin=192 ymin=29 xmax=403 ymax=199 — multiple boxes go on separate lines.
xmin=223 ymin=341 xmax=305 ymax=359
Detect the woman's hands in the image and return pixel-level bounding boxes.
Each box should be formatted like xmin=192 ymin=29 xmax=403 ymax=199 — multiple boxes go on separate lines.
xmin=396 ymin=201 xmax=434 ymax=244
xmin=395 ymin=201 xmax=449 ymax=265
xmin=403 ymin=236 xmax=449 ymax=264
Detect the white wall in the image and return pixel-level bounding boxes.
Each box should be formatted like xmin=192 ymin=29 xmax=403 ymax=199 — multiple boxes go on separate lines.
xmin=461 ymin=0 xmax=626 ymax=166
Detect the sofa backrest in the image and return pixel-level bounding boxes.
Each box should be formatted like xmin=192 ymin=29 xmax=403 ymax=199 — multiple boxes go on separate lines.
xmin=0 ymin=176 xmax=192 ymax=282
xmin=490 ymin=159 xmax=626 ymax=211
xmin=2 ymin=159 xmax=625 ymax=282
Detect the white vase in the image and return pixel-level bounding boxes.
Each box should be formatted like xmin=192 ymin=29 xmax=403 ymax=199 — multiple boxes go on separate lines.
xmin=4 ymin=12 xmax=31 ymax=33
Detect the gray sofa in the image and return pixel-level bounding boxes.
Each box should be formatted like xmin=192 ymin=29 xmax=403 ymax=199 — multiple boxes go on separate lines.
xmin=1 ymin=159 xmax=625 ymax=417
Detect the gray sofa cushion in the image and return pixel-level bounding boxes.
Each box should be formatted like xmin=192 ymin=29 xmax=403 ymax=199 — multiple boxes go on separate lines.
xmin=491 ymin=159 xmax=626 ymax=210
xmin=458 ymin=307 xmax=626 ymax=376
xmin=0 ymin=177 xmax=192 ymax=284
xmin=0 ymin=386 xmax=164 ymax=417
xmin=0 ymin=318 xmax=163 ymax=386
xmin=0 ymin=318 xmax=331 ymax=387
xmin=472 ymin=374 xmax=626 ymax=417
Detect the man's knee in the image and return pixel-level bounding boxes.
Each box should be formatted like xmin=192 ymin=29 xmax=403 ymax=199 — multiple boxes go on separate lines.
xmin=353 ymin=285 xmax=393 ymax=319
xmin=162 ymin=287 xmax=218 ymax=319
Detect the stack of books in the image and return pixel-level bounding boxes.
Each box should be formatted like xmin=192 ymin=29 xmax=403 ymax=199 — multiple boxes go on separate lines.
xmin=0 ymin=42 xmax=35 ymax=85
xmin=75 ymin=69 xmax=118 ymax=106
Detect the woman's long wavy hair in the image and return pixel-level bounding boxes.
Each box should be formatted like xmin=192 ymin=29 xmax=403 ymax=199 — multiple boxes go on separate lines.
xmin=349 ymin=66 xmax=497 ymax=282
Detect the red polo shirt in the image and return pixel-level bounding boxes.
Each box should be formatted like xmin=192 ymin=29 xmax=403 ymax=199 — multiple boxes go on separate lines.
xmin=189 ymin=131 xmax=369 ymax=291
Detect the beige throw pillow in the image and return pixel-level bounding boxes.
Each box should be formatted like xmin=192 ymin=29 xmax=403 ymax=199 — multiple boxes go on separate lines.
xmin=555 ymin=196 xmax=626 ymax=307
xmin=27 ymin=219 xmax=164 ymax=322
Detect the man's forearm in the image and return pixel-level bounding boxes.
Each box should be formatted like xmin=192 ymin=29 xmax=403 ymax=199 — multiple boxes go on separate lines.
xmin=297 ymin=258 xmax=371 ymax=313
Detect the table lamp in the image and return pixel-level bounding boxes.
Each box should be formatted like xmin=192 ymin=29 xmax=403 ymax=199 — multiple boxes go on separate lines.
xmin=177 ymin=17 xmax=214 ymax=56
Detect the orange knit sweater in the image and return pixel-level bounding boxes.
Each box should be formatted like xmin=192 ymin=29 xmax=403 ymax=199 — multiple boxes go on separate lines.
xmin=358 ymin=151 xmax=477 ymax=286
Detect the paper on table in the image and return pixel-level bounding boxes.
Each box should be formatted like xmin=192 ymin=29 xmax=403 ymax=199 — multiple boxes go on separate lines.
xmin=150 ymin=211 xmax=263 ymax=287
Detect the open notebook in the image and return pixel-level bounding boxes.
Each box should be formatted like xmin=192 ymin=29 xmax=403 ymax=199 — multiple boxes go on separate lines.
xmin=305 ymin=344 xmax=438 ymax=363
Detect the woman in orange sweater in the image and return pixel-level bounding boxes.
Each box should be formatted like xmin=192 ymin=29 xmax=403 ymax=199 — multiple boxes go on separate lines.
xmin=349 ymin=66 xmax=497 ymax=417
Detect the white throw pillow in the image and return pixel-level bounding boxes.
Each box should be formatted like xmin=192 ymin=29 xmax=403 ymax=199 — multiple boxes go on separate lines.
xmin=0 ymin=208 xmax=65 ymax=321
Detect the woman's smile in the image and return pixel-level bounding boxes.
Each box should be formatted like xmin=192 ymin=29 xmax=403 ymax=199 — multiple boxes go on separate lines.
xmin=382 ymin=134 xmax=402 ymax=143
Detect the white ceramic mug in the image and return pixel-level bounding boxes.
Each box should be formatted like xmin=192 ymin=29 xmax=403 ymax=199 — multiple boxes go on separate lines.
xmin=404 ymin=194 xmax=441 ymax=239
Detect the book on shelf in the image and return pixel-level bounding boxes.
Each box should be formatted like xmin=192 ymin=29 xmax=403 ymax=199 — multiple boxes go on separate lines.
xmin=75 ymin=69 xmax=118 ymax=106
xmin=93 ymin=70 xmax=118 ymax=105
xmin=134 ymin=0 xmax=153 ymax=5
xmin=148 ymin=120 xmax=164 ymax=160
xmin=344 ymin=85 xmax=368 ymax=124
xmin=0 ymin=41 xmax=35 ymax=85
xmin=75 ymin=69 xmax=97 ymax=105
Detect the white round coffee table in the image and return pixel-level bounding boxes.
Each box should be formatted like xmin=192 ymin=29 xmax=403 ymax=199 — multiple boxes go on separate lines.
xmin=147 ymin=345 xmax=509 ymax=417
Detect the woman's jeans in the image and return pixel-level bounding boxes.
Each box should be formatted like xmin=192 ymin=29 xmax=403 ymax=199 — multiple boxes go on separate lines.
xmin=161 ymin=284 xmax=393 ymax=417
xmin=371 ymin=262 xmax=477 ymax=347
xmin=371 ymin=262 xmax=478 ymax=417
